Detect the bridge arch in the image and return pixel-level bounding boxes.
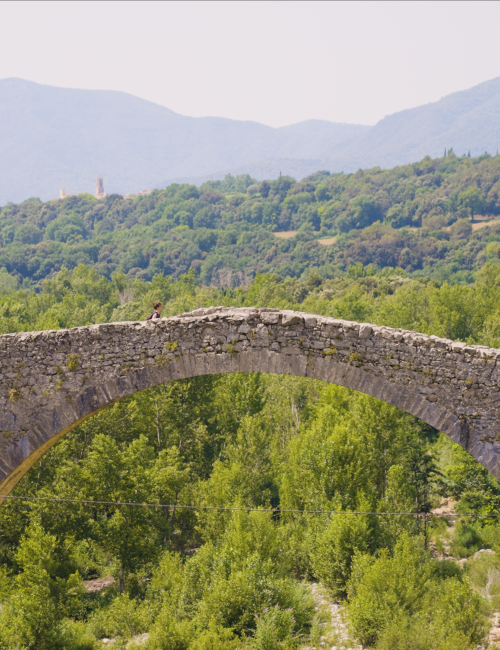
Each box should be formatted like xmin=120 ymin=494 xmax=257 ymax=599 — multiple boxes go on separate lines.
xmin=1 ymin=307 xmax=500 ymax=501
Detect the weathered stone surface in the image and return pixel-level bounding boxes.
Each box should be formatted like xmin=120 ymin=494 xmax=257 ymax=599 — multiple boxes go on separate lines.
xmin=1 ymin=307 xmax=500 ymax=501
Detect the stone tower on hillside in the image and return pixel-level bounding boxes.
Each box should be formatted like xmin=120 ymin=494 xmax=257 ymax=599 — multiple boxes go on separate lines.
xmin=95 ymin=178 xmax=107 ymax=199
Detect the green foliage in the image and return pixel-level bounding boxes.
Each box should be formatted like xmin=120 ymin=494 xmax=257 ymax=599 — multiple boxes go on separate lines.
xmin=45 ymin=212 xmax=87 ymax=243
xmin=187 ymin=623 xmax=240 ymax=649
xmin=310 ymin=513 xmax=371 ymax=596
xmin=253 ymin=608 xmax=298 ymax=649
xmin=88 ymin=592 xmax=146 ymax=640
xmin=146 ymin=609 xmax=193 ymax=650
xmin=0 ymin=524 xmax=85 ymax=650
xmin=1 ymin=155 xmax=500 ymax=286
xmin=346 ymin=535 xmax=485 ymax=648
xmin=449 ymin=522 xmax=485 ymax=559
xmin=446 ymin=443 xmax=500 ymax=514
xmin=181 ymin=510 xmax=314 ymax=637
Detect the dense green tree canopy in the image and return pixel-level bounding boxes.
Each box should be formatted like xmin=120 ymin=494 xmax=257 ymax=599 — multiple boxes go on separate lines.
xmin=1 ymin=153 xmax=500 ymax=289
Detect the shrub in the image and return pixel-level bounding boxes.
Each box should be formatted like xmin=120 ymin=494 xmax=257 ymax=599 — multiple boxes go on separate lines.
xmin=310 ymin=513 xmax=370 ymax=595
xmin=188 ymin=623 xmax=240 ymax=649
xmin=253 ymin=608 xmax=298 ymax=649
xmin=145 ymin=605 xmax=193 ymax=650
xmin=346 ymin=534 xmax=486 ymax=648
xmin=450 ymin=522 xmax=485 ymax=559
xmin=57 ymin=620 xmax=98 ymax=650
xmin=375 ymin=614 xmax=475 ymax=650
xmin=88 ymin=593 xmax=147 ymax=640
xmin=2 ymin=524 xmax=86 ymax=650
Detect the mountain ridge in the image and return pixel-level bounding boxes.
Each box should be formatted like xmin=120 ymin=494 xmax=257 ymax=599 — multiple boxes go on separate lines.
xmin=1 ymin=76 xmax=500 ymax=203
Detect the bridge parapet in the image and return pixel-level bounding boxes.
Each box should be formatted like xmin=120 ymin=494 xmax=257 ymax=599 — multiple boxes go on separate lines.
xmin=1 ymin=307 xmax=500 ymax=498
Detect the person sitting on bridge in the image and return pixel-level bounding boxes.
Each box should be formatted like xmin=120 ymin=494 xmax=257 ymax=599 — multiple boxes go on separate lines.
xmin=147 ymin=302 xmax=163 ymax=320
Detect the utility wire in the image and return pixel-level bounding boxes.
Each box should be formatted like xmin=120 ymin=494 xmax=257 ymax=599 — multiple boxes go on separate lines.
xmin=0 ymin=494 xmax=497 ymax=518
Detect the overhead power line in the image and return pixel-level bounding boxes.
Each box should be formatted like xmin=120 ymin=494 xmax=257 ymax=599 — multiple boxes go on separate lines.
xmin=0 ymin=494 xmax=497 ymax=518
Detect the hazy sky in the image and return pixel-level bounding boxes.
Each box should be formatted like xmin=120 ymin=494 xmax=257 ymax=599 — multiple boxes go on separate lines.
xmin=1 ymin=1 xmax=499 ymax=127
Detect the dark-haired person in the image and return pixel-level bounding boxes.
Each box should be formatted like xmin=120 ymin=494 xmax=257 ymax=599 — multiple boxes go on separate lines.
xmin=147 ymin=302 xmax=163 ymax=320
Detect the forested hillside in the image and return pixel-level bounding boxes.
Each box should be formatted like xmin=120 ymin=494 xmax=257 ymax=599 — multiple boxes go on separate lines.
xmin=2 ymin=265 xmax=500 ymax=648
xmin=1 ymin=152 xmax=500 ymax=290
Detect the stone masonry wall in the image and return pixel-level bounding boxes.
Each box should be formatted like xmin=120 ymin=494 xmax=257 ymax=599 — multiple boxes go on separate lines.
xmin=1 ymin=306 xmax=500 ymax=499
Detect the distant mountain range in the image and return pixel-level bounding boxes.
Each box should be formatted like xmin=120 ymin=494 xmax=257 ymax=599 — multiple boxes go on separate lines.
xmin=1 ymin=77 xmax=500 ymax=204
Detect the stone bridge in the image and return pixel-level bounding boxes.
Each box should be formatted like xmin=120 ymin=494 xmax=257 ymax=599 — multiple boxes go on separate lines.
xmin=2 ymin=306 xmax=500 ymax=501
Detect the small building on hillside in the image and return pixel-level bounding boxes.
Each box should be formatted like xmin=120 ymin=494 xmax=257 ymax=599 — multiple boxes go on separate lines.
xmin=123 ymin=188 xmax=152 ymax=199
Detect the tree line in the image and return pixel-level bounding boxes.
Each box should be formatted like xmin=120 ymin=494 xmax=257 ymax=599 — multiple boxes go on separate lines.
xmin=0 ymin=152 xmax=500 ymax=289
